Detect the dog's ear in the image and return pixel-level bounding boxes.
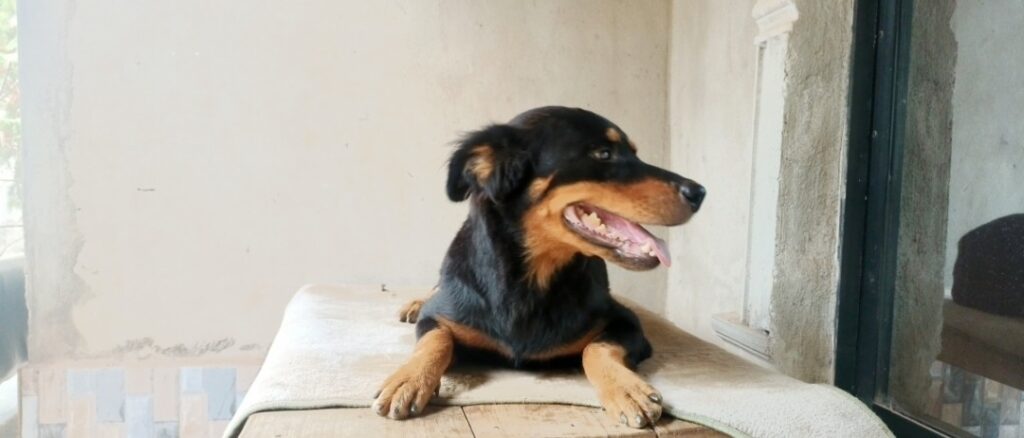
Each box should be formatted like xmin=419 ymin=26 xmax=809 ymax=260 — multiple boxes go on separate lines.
xmin=446 ymin=124 xmax=530 ymax=202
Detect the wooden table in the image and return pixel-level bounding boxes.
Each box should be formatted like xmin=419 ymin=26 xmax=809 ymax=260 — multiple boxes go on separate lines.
xmin=240 ymin=404 xmax=724 ymax=438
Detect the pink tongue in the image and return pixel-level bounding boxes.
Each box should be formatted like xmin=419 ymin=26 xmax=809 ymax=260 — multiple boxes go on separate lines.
xmin=651 ymin=236 xmax=672 ymax=267
xmin=599 ymin=212 xmax=673 ymax=267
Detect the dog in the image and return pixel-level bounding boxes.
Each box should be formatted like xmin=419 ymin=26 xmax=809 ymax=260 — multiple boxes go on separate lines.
xmin=373 ymin=106 xmax=705 ymax=428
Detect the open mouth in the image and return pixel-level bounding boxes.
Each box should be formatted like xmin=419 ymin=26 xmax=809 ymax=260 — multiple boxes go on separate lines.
xmin=562 ymin=203 xmax=671 ymax=267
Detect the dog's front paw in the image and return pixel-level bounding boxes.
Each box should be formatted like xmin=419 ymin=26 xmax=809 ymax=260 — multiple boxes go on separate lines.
xmin=398 ymin=299 xmax=424 ymax=323
xmin=595 ymin=373 xmax=663 ymax=428
xmin=372 ymin=366 xmax=440 ymax=419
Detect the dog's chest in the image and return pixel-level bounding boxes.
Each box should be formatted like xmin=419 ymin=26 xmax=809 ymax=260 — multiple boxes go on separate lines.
xmin=487 ymin=297 xmax=602 ymax=360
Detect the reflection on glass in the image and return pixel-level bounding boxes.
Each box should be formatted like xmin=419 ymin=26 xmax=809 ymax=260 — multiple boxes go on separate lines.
xmin=886 ymin=1 xmax=1024 ymax=437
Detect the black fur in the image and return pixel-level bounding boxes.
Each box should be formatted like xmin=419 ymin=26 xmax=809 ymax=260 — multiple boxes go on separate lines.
xmin=446 ymin=125 xmax=531 ymax=202
xmin=420 ymin=106 xmax=698 ymax=369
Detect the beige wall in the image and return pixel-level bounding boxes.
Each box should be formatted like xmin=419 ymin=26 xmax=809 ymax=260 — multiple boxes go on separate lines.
xmin=665 ymin=0 xmax=758 ymax=343
xmin=23 ymin=0 xmax=864 ymax=387
xmin=22 ymin=0 xmax=672 ymax=363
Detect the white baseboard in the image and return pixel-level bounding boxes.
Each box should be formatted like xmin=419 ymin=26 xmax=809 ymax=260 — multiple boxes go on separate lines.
xmin=711 ymin=312 xmax=771 ymax=362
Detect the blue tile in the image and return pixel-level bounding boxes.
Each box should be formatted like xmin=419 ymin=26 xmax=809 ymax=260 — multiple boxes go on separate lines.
xmin=154 ymin=421 xmax=178 ymax=438
xmin=21 ymin=396 xmax=37 ymax=438
xmin=94 ymin=369 xmax=125 ymax=422
xmin=202 ymin=368 xmax=237 ymax=421
xmin=235 ymin=391 xmax=247 ymax=412
xmin=179 ymin=368 xmax=203 ymax=394
xmin=66 ymin=370 xmax=96 ymax=397
xmin=37 ymin=424 xmax=64 ymax=438
xmin=125 ymin=395 xmax=154 ymax=438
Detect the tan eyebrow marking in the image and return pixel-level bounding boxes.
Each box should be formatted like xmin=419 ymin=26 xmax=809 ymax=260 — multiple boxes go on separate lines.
xmin=605 ymin=127 xmax=622 ymax=143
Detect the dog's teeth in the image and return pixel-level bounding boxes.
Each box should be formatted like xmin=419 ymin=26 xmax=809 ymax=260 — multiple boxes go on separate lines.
xmin=641 ymin=243 xmax=652 ymax=253
xmin=649 ymin=251 xmax=657 ymax=257
xmin=582 ymin=212 xmax=602 ymax=229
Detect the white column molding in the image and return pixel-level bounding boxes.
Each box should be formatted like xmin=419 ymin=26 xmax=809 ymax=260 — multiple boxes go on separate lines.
xmin=753 ymin=0 xmax=800 ymax=44
xmin=741 ymin=0 xmax=798 ymax=337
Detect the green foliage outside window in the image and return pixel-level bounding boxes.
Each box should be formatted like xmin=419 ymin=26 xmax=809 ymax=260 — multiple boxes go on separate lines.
xmin=0 ymin=0 xmax=20 ymax=258
xmin=0 ymin=0 xmax=18 ymax=200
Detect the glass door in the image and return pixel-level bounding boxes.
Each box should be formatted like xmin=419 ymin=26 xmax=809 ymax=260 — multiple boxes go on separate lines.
xmin=837 ymin=0 xmax=1024 ymax=436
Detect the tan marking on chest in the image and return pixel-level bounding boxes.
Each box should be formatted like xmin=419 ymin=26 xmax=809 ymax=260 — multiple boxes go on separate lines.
xmin=437 ymin=317 xmax=513 ymax=358
xmin=526 ymin=322 xmax=606 ymax=361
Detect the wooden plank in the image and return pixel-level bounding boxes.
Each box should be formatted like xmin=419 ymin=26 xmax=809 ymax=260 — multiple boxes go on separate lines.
xmin=239 ymin=404 xmax=724 ymax=438
xmin=654 ymin=418 xmax=729 ymax=437
xmin=464 ymin=404 xmax=651 ymax=438
xmin=239 ymin=406 xmax=474 ymax=438
xmin=938 ymin=327 xmax=1024 ymax=390
xmin=464 ymin=404 xmax=672 ymax=438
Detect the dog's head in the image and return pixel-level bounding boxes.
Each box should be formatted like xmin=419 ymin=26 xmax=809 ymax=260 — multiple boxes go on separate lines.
xmin=447 ymin=106 xmax=705 ymax=287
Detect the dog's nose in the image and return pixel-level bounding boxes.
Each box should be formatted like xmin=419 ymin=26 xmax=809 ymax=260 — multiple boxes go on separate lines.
xmin=678 ymin=180 xmax=706 ymax=212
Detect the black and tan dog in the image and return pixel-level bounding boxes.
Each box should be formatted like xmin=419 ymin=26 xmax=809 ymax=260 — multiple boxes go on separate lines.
xmin=373 ymin=106 xmax=705 ymax=428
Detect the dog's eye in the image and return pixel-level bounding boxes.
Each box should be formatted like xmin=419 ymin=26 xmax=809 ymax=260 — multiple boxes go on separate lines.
xmin=590 ymin=148 xmax=612 ymax=161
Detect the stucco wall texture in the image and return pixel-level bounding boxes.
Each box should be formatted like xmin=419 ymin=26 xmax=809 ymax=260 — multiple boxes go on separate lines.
xmin=21 ymin=0 xmax=672 ymax=363
xmin=768 ymin=0 xmax=855 ymax=383
xmin=891 ymin=0 xmax=956 ymax=414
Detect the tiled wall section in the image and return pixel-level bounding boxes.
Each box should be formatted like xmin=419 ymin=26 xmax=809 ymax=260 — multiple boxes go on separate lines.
xmin=923 ymin=361 xmax=1023 ymax=437
xmin=18 ymin=364 xmax=259 ymax=438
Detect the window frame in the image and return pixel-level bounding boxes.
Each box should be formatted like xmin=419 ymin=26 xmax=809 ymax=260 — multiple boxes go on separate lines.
xmin=834 ymin=0 xmax=950 ymax=436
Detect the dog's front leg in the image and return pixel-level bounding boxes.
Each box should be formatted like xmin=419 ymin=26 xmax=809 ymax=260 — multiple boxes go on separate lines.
xmin=582 ymin=341 xmax=663 ymax=428
xmin=397 ymin=285 xmax=438 ymax=323
xmin=373 ymin=323 xmax=453 ymax=419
